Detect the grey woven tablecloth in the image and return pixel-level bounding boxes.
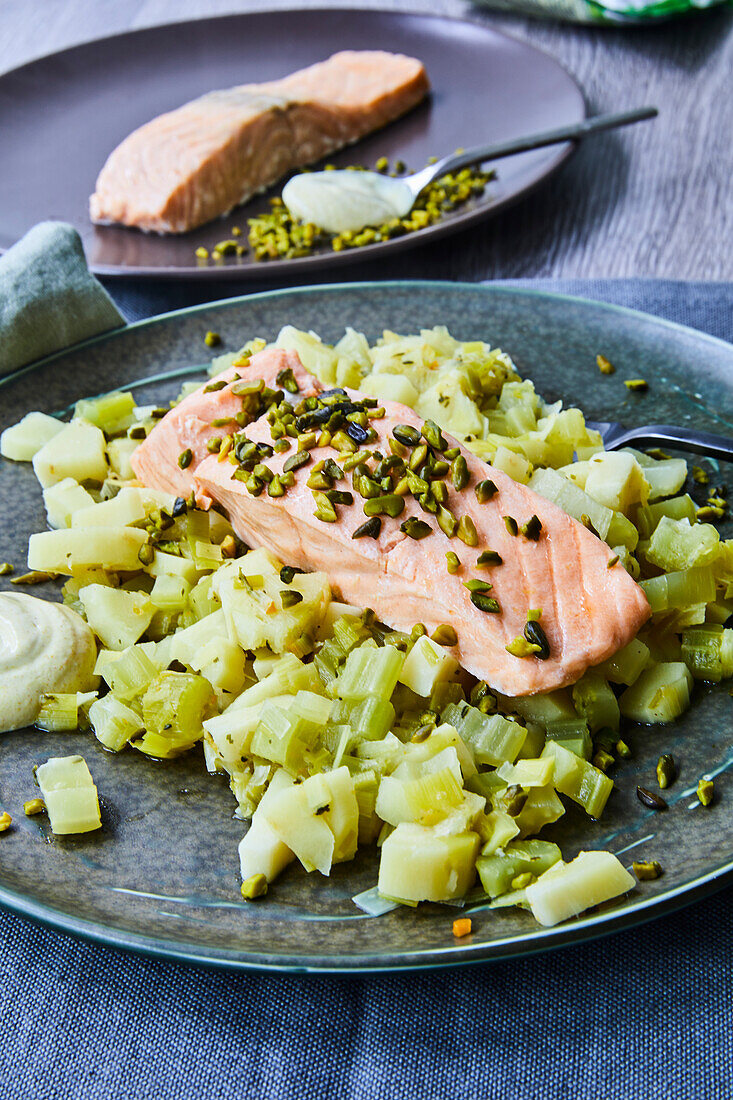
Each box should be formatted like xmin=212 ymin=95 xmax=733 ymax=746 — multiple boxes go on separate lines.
xmin=1 ymin=278 xmax=731 ymax=1100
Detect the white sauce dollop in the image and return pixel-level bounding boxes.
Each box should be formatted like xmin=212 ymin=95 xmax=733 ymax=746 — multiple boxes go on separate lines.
xmin=0 ymin=593 xmax=98 ymax=732
xmin=282 ymin=170 xmax=414 ymax=234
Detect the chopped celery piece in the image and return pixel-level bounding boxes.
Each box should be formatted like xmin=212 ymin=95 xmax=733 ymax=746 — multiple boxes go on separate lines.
xmin=476 ymin=839 xmax=562 ymax=898
xmin=332 ymin=695 xmax=394 ymax=741
xmin=514 ymin=786 xmax=565 ymax=838
xmin=495 ymin=689 xmax=575 ymax=731
xmin=166 ymin=608 xmax=229 ymax=667
xmin=514 ymin=721 xmax=546 ymax=761
xmin=98 ymin=644 xmax=159 ymax=701
xmin=150 ymin=574 xmax=191 ymax=612
xmin=646 ymin=516 xmax=720 ymax=572
xmin=541 ymin=742 xmax=614 ymax=818
xmin=1 ymin=411 xmax=63 ymax=461
xmin=642 ymin=458 xmax=688 ymax=501
xmin=250 ymin=701 xmax=319 ymax=771
xmin=597 ymin=638 xmax=650 ymax=686
xmin=641 ymin=494 xmax=698 ymax=536
xmin=227 ymin=654 xmax=321 ymax=712
xmin=36 ymin=755 xmax=101 ymax=835
xmin=398 ymin=634 xmax=459 ymax=697
xmin=337 ymin=643 xmax=404 ymax=702
xmin=442 ymin=703 xmax=526 ymax=766
xmin=35 ymin=691 xmax=95 ymax=732
xmin=681 ymin=625 xmax=733 ymax=682
xmin=43 ymin=478 xmax=96 ymax=529
xmin=204 ymin=695 xmax=293 ymax=764
xmin=378 ymin=823 xmax=479 ymax=902
xmin=32 ymin=420 xmax=108 ymax=488
xmin=376 ymin=767 xmax=465 ymax=827
xmin=619 ymin=662 xmax=693 ymax=723
xmin=28 ymin=527 xmax=148 ymax=575
xmin=496 ymin=757 xmax=554 ymax=788
xmin=640 ymin=566 xmax=716 ymax=614
xmin=354 ymin=770 xmax=382 ymax=844
xmin=529 ymin=467 xmax=612 ymax=540
xmin=571 ymin=671 xmax=620 ymax=733
xmin=605 ymin=511 xmax=639 ymax=551
xmin=584 ymin=451 xmax=649 ymax=514
xmin=138 ymin=671 xmax=214 ymax=757
xmin=465 ymin=770 xmax=508 ymax=802
xmin=478 ymin=810 xmax=520 ymax=854
xmin=545 ymin=719 xmax=592 ymax=760
xmin=525 ymin=851 xmax=634 ymax=927
xmin=89 ymin=694 xmax=144 ymax=751
xmin=74 ymin=390 xmax=135 ymax=433
xmin=79 ymin=584 xmax=155 ymax=650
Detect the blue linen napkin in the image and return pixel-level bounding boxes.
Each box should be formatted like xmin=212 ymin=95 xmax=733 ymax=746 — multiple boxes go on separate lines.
xmin=0 ymin=279 xmax=731 ymax=1100
xmin=0 ymin=222 xmax=124 ymax=374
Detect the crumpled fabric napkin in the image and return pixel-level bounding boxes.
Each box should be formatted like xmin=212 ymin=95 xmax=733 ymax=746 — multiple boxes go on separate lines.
xmin=0 ymin=222 xmax=125 ymax=375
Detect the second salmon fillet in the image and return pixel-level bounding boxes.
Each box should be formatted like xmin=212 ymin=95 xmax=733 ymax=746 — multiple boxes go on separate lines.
xmin=89 ymin=51 xmax=429 ymax=234
xmin=131 ymin=349 xmax=650 ymax=696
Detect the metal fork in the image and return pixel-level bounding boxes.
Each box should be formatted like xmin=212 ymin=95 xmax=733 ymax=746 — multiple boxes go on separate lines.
xmin=587 ymin=421 xmax=733 ymax=463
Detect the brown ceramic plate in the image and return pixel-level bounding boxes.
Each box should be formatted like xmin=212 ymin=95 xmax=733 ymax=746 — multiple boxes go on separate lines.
xmin=0 ymin=9 xmax=584 ymax=279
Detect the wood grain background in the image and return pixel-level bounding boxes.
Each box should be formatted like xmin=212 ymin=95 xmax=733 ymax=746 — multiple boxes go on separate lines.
xmin=1 ymin=0 xmax=731 ymax=281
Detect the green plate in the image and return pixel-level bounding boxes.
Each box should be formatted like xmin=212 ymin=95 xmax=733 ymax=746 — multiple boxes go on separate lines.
xmin=0 ymin=281 xmax=731 ymax=973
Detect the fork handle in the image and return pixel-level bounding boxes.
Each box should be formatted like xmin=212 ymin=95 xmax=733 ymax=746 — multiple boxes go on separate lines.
xmin=603 ymin=423 xmax=733 ymax=464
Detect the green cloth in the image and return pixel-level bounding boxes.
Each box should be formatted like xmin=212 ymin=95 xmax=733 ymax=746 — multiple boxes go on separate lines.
xmin=0 ymin=221 xmax=125 ymax=376
xmin=472 ymin=0 xmax=726 ymax=23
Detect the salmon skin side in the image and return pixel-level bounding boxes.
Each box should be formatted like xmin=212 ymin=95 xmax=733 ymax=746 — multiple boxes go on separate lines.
xmin=131 ymin=349 xmax=650 ymax=696
xmin=90 ymin=51 xmax=429 ymax=234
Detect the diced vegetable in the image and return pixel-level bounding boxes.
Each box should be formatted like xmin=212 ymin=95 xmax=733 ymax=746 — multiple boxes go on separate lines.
xmin=78 ymin=584 xmax=155 ymax=650
xmin=1 ymin=411 xmax=64 ymax=461
xmin=398 ymin=634 xmax=459 ymax=697
xmin=28 ymin=527 xmax=149 ymax=574
xmin=42 ymin=478 xmax=96 ymax=529
xmin=525 ymin=851 xmax=635 ymax=927
xmin=137 ymin=672 xmax=214 ymax=758
xmin=73 ymin=390 xmax=135 ymax=434
xmin=35 ymin=755 xmax=102 ymax=835
xmin=477 ymin=839 xmax=562 ymax=898
xmin=32 ymin=420 xmax=108 ymax=488
xmin=378 ymin=824 xmax=479 ymax=903
xmin=584 ymin=451 xmax=649 ymax=514
xmin=442 ymin=703 xmax=527 ymax=766
xmin=89 ymin=694 xmax=144 ymax=751
xmin=337 ymin=643 xmax=404 ymax=702
xmin=541 ymin=742 xmax=614 ymax=818
xmin=681 ymin=625 xmax=733 ymax=682
xmin=572 ymin=671 xmax=620 ymax=733
xmin=619 ymin=662 xmax=693 ymax=723
xmin=640 ymin=566 xmax=716 ymax=614
xmin=646 ymin=517 xmax=720 ymax=572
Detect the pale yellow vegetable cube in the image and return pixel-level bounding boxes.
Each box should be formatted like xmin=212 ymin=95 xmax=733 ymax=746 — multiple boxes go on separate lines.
xmin=32 ymin=420 xmax=108 ymax=488
xmin=378 ymin=823 xmax=479 ymax=902
xmin=398 ymin=634 xmax=459 ymax=697
xmin=79 ymin=584 xmax=155 ymax=650
xmin=525 ymin=851 xmax=634 ymax=927
xmin=28 ymin=527 xmax=148 ymax=574
xmin=1 ymin=411 xmax=64 ymax=461
xmin=43 ymin=478 xmax=96 ymax=529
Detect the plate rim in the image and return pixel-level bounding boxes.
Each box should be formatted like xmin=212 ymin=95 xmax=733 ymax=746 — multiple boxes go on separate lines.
xmin=1 ymin=278 xmax=732 ymax=973
xmin=0 ymin=7 xmax=586 ymax=280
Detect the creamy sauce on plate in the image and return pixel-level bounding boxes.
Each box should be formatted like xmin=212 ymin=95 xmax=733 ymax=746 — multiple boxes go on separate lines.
xmin=0 ymin=593 xmax=98 ymax=732
xmin=282 ymin=170 xmax=414 ymax=234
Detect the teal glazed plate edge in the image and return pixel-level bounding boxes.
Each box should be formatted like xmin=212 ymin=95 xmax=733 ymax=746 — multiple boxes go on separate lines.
xmin=1 ymin=281 xmax=732 ymax=974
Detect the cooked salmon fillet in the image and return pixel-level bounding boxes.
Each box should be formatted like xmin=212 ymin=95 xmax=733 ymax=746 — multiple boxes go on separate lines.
xmin=89 ymin=51 xmax=429 ymax=234
xmin=131 ymin=349 xmax=650 ymax=696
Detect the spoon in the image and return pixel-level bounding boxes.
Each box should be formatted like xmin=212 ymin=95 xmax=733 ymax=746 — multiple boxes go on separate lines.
xmin=282 ymin=106 xmax=658 ymax=235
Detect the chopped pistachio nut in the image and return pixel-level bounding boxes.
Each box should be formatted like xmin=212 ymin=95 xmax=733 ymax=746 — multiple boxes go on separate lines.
xmin=445 ymin=551 xmax=461 ymax=574
xmin=656 ymin=754 xmax=676 ymax=790
xmin=596 ymin=354 xmax=615 ymax=375
xmin=0 ymin=562 xmax=13 ymax=575
xmin=204 ymin=331 xmax=221 ymax=348
xmin=431 ymin=624 xmax=458 ymax=646
xmin=506 ymin=636 xmax=541 ymax=658
xmin=24 ymin=798 xmax=45 ymax=816
xmin=624 ymin=378 xmax=648 ymax=392
xmin=11 ymin=571 xmax=55 ymax=585
xmin=0 ymin=812 xmax=11 ymax=833
xmin=697 ymin=778 xmax=714 ymax=807
xmin=241 ymin=874 xmax=268 ymax=900
xmin=633 ymin=860 xmax=663 ymax=881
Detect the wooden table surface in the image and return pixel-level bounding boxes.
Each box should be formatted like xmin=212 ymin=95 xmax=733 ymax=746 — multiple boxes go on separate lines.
xmin=1 ymin=0 xmax=731 ymax=282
